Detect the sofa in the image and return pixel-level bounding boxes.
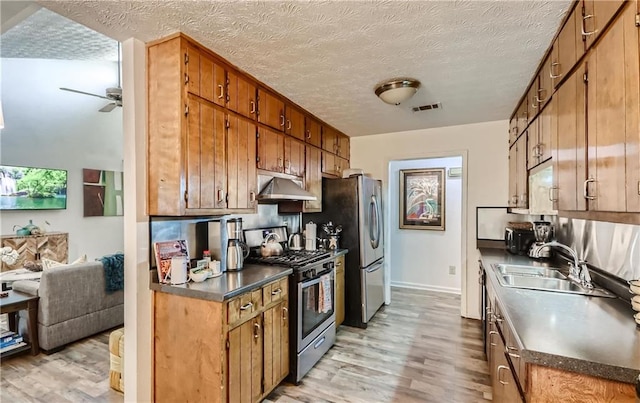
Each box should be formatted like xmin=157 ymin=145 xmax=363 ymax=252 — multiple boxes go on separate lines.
xmin=12 ymin=260 xmax=124 ymax=352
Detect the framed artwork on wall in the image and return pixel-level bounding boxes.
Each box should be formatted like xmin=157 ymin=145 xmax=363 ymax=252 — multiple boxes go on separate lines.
xmin=83 ymin=168 xmax=124 ymax=217
xmin=399 ymin=168 xmax=445 ymax=231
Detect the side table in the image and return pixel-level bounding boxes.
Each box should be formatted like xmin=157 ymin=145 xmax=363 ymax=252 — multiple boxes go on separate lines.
xmin=0 ymin=290 xmax=39 ymax=357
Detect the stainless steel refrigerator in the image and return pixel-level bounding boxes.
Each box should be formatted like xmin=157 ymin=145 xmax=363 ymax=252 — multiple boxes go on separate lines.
xmin=305 ymin=175 xmax=384 ymax=328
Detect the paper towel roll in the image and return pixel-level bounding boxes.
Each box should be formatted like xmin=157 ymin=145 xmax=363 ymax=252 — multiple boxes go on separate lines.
xmin=305 ymin=222 xmax=317 ymax=250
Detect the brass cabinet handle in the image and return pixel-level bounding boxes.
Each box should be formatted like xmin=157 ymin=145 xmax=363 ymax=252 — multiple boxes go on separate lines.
xmin=271 ymin=288 xmax=282 ymax=296
xmin=254 ymin=322 xmax=261 ymax=339
xmin=184 ymin=73 xmax=189 ymax=85
xmin=286 ymin=120 xmax=292 ymax=130
xmin=217 ymin=188 xmax=226 ymax=203
xmin=249 ymin=191 xmax=256 ymax=202
xmin=550 ymin=62 xmax=562 ymax=79
xmin=497 ymin=365 xmax=510 ymax=385
xmin=240 ymin=302 xmax=253 ymax=311
xmin=282 ymin=306 xmax=288 ymax=321
xmin=489 ymin=330 xmax=499 ymax=347
xmin=250 ymin=101 xmax=256 ymax=114
xmin=582 ymin=14 xmax=597 ymax=36
xmin=306 ymin=130 xmax=311 ymax=139
xmin=280 ymin=114 xmax=285 ymax=127
xmin=218 ymin=84 xmax=224 ymax=99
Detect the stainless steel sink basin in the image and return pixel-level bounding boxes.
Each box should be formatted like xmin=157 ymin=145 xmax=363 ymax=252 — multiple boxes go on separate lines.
xmin=493 ymin=264 xmax=567 ymax=279
xmin=492 ymin=264 xmax=615 ymax=298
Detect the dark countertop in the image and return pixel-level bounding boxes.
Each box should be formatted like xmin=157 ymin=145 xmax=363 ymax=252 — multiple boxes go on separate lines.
xmin=150 ymin=264 xmax=292 ymax=302
xmin=149 ymin=249 xmax=348 ymax=302
xmin=480 ymin=248 xmax=640 ymax=384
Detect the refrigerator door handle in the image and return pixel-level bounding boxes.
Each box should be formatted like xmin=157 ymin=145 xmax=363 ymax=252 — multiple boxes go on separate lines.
xmin=369 ymin=196 xmax=381 ymax=249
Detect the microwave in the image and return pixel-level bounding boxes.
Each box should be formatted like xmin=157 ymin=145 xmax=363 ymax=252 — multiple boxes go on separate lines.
xmin=505 ymin=228 xmax=535 ymax=255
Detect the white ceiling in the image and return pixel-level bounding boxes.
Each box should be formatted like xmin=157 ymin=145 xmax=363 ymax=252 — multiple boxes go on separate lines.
xmin=3 ymin=1 xmax=572 ymax=137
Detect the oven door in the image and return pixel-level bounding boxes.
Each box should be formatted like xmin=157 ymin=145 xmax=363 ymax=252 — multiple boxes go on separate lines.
xmin=297 ymin=268 xmax=335 ymax=351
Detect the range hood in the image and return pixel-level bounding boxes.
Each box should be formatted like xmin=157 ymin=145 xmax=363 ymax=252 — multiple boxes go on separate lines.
xmin=257 ymin=177 xmax=317 ymax=202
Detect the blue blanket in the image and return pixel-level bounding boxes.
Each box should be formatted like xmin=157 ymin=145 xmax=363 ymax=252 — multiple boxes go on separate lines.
xmin=100 ymin=253 xmax=124 ymax=293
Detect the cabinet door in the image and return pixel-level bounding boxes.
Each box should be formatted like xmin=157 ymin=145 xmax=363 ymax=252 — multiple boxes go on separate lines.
xmin=322 ymin=126 xmax=337 ymax=153
xmin=335 ymin=256 xmax=345 ymax=327
xmin=200 ymin=53 xmax=226 ymax=106
xmin=336 ymin=133 xmax=350 ymax=159
xmin=515 ymin=135 xmax=528 ymax=208
xmin=492 ymin=333 xmax=523 ymax=403
xmin=186 ymin=96 xmax=226 ymax=210
xmin=516 ymin=100 xmax=528 ymax=136
xmin=227 ymin=115 xmax=257 ymax=210
xmin=305 ymin=116 xmax=322 ymax=148
xmin=284 ymin=136 xmax=305 ymax=177
xmin=538 ymin=54 xmax=553 ymax=108
xmin=508 ymin=116 xmax=518 ymax=146
xmin=39 ymin=233 xmax=68 ymax=264
xmin=337 ymin=157 xmax=349 ymax=178
xmin=555 ymin=5 xmax=583 ymax=87
xmin=285 ymin=105 xmax=305 ymax=140
xmin=527 ymin=119 xmax=539 ymax=170
xmin=227 ymin=70 xmax=257 ymax=119
xmin=258 ymin=89 xmax=285 ymax=131
xmin=527 ymin=81 xmax=540 ymax=121
xmin=186 ymin=45 xmax=201 ymax=98
xmin=322 ymin=151 xmax=337 ymax=176
xmin=508 ymin=145 xmax=518 ymax=207
xmin=305 ymin=146 xmax=322 ymax=212
xmin=554 ymin=63 xmax=587 ymax=211
xmin=263 ymin=301 xmax=289 ymax=392
xmin=586 ymin=4 xmax=639 ymax=212
xmin=538 ymin=97 xmax=554 ymax=163
xmin=258 ymin=127 xmax=284 ymax=173
xmin=228 ymin=317 xmax=262 ymax=403
xmin=583 ymin=0 xmax=625 ymax=49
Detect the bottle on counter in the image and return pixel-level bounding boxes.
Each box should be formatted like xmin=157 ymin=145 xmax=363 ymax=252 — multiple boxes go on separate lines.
xmin=203 ymin=250 xmax=212 ymax=263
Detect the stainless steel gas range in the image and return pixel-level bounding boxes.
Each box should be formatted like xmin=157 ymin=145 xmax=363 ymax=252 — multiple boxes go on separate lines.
xmin=244 ymin=226 xmax=336 ymax=384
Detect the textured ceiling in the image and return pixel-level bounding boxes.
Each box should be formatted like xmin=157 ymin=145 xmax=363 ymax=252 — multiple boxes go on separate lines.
xmin=5 ymin=1 xmax=572 ymax=136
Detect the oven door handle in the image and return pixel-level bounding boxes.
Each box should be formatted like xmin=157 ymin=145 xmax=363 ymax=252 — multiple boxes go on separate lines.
xmin=301 ymin=270 xmax=334 ymax=288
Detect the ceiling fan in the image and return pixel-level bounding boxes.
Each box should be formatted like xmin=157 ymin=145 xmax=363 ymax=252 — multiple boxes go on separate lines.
xmin=60 ymin=42 xmax=122 ymax=112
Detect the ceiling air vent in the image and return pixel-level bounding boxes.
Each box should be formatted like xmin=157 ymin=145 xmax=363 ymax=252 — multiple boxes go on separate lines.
xmin=412 ymin=103 xmax=442 ymax=112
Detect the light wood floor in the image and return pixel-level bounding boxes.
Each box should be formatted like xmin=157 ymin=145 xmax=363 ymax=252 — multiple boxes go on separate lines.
xmin=1 ymin=288 xmax=491 ymax=402
xmin=267 ymin=287 xmax=492 ymax=403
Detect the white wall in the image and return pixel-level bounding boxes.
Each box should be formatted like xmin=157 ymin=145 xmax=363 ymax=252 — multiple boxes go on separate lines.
xmin=350 ymin=120 xmax=508 ymax=319
xmin=389 ymin=156 xmax=462 ymax=293
xmin=0 ymin=58 xmax=123 ymax=260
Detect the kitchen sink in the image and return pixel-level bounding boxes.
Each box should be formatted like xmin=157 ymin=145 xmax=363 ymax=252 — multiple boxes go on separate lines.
xmin=493 ymin=264 xmax=567 ymax=279
xmin=492 ymin=264 xmax=615 ymax=298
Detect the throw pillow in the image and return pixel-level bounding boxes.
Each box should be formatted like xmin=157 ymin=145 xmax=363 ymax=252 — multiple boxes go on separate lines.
xmin=41 ymin=254 xmax=87 ymax=270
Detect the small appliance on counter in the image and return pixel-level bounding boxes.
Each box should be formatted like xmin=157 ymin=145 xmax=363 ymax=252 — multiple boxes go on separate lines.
xmin=528 ymin=221 xmax=554 ymax=259
xmin=226 ymin=218 xmax=249 ymax=271
xmin=504 ymin=222 xmax=536 ymax=255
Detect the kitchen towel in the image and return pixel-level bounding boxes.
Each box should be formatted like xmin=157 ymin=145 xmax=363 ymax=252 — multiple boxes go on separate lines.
xmin=317 ymin=274 xmax=332 ymax=313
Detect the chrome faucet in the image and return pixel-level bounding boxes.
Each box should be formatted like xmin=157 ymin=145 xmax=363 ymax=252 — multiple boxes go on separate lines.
xmin=530 ymin=241 xmax=594 ymax=289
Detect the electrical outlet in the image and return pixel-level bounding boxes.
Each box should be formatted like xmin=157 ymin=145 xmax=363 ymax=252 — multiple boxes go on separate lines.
xmin=449 ymin=265 xmax=456 ymax=275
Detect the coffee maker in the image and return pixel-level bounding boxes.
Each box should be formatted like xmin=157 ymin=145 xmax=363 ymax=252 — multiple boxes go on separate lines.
xmin=529 ymin=221 xmax=554 ymax=258
xmin=201 ymin=217 xmax=249 ymax=271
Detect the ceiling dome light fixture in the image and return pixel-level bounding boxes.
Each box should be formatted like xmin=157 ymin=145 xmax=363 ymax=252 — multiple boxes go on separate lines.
xmin=375 ymin=78 xmax=421 ymax=105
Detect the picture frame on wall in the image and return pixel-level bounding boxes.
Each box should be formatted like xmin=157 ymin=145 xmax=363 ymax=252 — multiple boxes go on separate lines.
xmin=399 ymin=168 xmax=445 ymax=231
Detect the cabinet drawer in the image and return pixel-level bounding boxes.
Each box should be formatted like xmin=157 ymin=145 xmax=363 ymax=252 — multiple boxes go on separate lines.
xmin=228 ymin=289 xmax=262 ymax=327
xmin=263 ymin=278 xmax=288 ymax=305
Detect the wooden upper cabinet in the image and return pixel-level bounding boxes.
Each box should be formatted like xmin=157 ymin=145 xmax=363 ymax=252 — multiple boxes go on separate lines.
xmin=305 ymin=116 xmax=322 ymax=147
xmin=283 ymin=136 xmax=305 ymax=177
xmin=538 ymin=97 xmax=554 ymax=164
xmin=285 ymin=105 xmax=305 ymax=140
xmin=336 ymin=133 xmax=350 ymax=159
xmin=508 ymin=145 xmax=518 ymax=206
xmin=582 ymin=0 xmax=626 ymax=49
xmin=553 ymin=63 xmax=587 ymax=212
xmin=186 ymin=45 xmax=226 ymax=106
xmin=258 ymin=127 xmax=284 ymax=173
xmin=185 ymin=96 xmax=227 ymax=211
xmin=227 ymin=69 xmax=257 ymax=119
xmin=553 ymin=4 xmax=584 ymax=89
xmin=322 ymin=151 xmax=337 ymax=176
xmin=538 ymin=53 xmax=553 ymax=107
xmin=515 ymin=134 xmax=528 ymax=208
xmin=509 ymin=115 xmax=518 ymax=146
xmin=304 ymin=145 xmax=322 ymax=212
xmin=586 ymin=2 xmax=640 ymax=212
xmin=516 ymin=99 xmax=528 ymax=136
xmin=322 ymin=126 xmax=337 ymax=153
xmin=527 ymin=119 xmax=539 ymax=170
xmin=227 ymin=115 xmax=258 ymax=210
xmin=527 ymin=80 xmax=540 ymax=121
xmin=258 ymin=89 xmax=285 ymax=130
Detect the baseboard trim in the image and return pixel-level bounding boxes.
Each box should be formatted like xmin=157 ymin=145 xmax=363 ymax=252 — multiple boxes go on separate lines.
xmin=391 ymin=281 xmax=461 ymax=295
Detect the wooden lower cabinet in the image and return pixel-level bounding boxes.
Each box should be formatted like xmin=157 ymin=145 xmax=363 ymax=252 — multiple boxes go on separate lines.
xmin=0 ymin=232 xmax=68 ymax=271
xmin=153 ymin=277 xmax=289 ymax=403
xmin=335 ymin=255 xmax=345 ymax=327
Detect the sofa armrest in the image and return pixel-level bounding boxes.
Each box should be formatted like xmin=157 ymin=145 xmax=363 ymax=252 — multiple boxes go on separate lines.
xmin=12 ymin=280 xmax=40 ymax=296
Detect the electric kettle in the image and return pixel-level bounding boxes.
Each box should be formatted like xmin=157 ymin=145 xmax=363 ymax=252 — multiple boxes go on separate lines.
xmin=288 ymin=233 xmax=303 ymax=251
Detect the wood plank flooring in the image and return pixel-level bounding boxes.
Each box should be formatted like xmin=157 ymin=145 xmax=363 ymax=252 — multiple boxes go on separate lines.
xmin=266 ymin=287 xmax=492 ymax=402
xmin=0 ymin=288 xmax=491 ymax=402
xmin=0 ymin=327 xmax=122 ymax=402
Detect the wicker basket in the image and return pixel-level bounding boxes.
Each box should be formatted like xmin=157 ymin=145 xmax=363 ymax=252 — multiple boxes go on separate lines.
xmin=109 ymin=328 xmax=125 ymax=393
xmin=507 ymin=221 xmax=533 ymax=230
